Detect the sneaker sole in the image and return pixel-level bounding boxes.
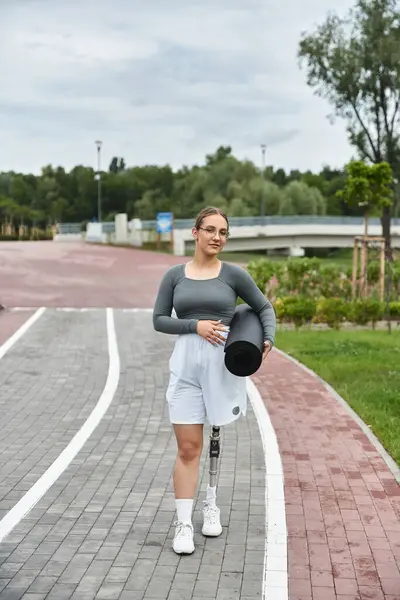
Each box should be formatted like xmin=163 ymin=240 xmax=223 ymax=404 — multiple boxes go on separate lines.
xmin=202 ymin=525 xmax=223 ymax=537
xmin=173 ymin=545 xmax=195 ymax=555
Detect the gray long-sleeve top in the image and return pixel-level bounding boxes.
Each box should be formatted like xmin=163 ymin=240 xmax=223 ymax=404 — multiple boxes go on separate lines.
xmin=152 ymin=262 xmax=276 ymax=346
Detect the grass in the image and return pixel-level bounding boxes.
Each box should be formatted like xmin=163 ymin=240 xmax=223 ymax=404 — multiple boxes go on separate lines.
xmin=276 ymin=328 xmax=400 ymax=466
xmin=186 ymin=248 xmax=356 ymax=266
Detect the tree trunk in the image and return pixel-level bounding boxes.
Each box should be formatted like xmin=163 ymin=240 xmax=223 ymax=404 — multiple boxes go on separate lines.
xmin=381 ymin=204 xmax=393 ymax=333
xmin=381 ymin=205 xmax=392 ymax=261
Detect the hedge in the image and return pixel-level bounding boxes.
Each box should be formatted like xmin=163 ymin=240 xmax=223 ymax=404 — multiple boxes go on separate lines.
xmin=244 ymin=257 xmax=400 ymax=329
xmin=247 ymin=256 xmax=400 ymax=302
xmin=274 ymin=296 xmax=399 ymax=329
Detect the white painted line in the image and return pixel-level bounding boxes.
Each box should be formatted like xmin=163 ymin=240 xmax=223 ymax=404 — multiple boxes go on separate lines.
xmin=246 ymin=376 xmax=288 ymax=600
xmin=122 ymin=308 xmax=153 ymax=312
xmin=0 ymin=307 xmax=46 ymax=361
xmin=9 ymin=307 xmax=155 ymax=313
xmin=273 ymin=347 xmax=400 ymax=483
xmin=0 ymin=307 xmax=120 ymax=543
xmin=55 ymin=307 xmax=101 ymax=312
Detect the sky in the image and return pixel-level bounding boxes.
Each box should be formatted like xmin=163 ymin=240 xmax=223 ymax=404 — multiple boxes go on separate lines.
xmin=0 ymin=0 xmax=357 ymax=176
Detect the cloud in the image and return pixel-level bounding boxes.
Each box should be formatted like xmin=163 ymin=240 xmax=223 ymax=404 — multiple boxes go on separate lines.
xmin=0 ymin=0 xmax=356 ymax=176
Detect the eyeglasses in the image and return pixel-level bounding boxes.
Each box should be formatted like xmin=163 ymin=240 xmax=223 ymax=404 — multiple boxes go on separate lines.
xmin=198 ymin=227 xmax=229 ymax=239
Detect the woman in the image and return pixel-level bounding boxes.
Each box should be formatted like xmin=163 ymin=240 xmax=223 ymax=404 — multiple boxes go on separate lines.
xmin=152 ymin=206 xmax=276 ymax=555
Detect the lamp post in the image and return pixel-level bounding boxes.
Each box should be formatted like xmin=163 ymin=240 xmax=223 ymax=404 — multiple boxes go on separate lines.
xmin=95 ymin=140 xmax=102 ymax=222
xmin=260 ymin=143 xmax=266 ymax=217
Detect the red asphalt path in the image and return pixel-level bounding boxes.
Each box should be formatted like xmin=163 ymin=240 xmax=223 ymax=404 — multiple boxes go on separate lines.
xmin=1 ymin=240 xmax=399 ymax=599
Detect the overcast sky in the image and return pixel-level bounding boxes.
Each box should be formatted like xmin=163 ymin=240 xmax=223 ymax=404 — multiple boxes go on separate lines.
xmin=1 ymin=0 xmax=356 ymax=176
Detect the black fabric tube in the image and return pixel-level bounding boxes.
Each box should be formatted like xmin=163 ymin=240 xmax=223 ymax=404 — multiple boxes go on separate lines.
xmin=224 ymin=303 xmax=264 ymax=377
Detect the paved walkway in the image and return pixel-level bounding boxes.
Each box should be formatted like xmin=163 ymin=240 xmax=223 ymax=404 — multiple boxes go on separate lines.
xmin=0 ymin=241 xmax=398 ymax=600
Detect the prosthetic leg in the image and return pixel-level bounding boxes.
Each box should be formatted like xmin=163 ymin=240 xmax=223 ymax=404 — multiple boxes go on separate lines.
xmin=209 ymin=426 xmax=221 ymax=488
xmin=203 ymin=425 xmax=223 ymax=537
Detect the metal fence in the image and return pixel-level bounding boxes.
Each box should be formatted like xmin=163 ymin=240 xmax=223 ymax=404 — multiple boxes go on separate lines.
xmin=141 ymin=215 xmax=400 ymax=230
xmin=58 ymin=216 xmax=400 ymax=234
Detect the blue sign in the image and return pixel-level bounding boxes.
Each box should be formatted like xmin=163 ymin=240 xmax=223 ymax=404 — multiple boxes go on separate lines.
xmin=156 ymin=212 xmax=173 ymax=234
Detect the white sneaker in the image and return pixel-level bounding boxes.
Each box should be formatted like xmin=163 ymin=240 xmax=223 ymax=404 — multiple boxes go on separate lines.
xmin=172 ymin=521 xmax=195 ymax=554
xmin=202 ymin=501 xmax=222 ymax=537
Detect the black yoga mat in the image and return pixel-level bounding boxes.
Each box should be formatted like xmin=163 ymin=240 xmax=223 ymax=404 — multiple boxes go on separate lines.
xmin=224 ymin=303 xmax=264 ymax=377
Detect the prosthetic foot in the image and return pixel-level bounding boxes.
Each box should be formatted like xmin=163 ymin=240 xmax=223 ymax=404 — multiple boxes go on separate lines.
xmin=202 ymin=426 xmax=223 ymax=537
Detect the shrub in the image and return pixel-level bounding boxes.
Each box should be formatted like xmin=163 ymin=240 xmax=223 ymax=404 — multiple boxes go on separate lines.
xmin=247 ymin=258 xmax=279 ymax=293
xmin=273 ymin=297 xmax=287 ymax=322
xmin=318 ymin=264 xmax=352 ymax=300
xmin=247 ymin=256 xmax=400 ymax=321
xmin=388 ymin=301 xmax=400 ymax=319
xmin=348 ymin=298 xmax=384 ymax=328
xmin=285 ymin=257 xmax=321 ymax=291
xmin=282 ymin=296 xmax=317 ymax=329
xmin=367 ymin=261 xmax=380 ymax=284
xmin=315 ymin=297 xmax=348 ymax=330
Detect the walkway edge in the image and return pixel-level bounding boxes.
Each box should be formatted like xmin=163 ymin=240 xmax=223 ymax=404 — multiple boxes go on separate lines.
xmin=274 ymin=347 xmax=400 ymax=484
xmin=246 ymin=376 xmax=288 ymax=600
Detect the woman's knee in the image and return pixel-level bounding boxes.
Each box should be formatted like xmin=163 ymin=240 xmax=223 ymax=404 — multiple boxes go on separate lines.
xmin=174 ymin=425 xmax=203 ymax=463
xmin=178 ymin=440 xmax=202 ymax=463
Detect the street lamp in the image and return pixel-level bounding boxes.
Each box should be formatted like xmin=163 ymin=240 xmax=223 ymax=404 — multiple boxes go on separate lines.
xmin=260 ymin=143 xmax=266 ymax=217
xmin=95 ymin=140 xmax=102 ymax=222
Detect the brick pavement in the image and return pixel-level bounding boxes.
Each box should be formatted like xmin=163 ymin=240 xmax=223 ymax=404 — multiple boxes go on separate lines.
xmin=0 ymin=242 xmax=188 ymax=308
xmin=0 ymin=310 xmax=109 ymax=522
xmin=252 ymin=351 xmax=400 ymax=600
xmin=0 ymin=311 xmax=36 ymax=347
xmin=0 ymin=310 xmax=267 ymax=599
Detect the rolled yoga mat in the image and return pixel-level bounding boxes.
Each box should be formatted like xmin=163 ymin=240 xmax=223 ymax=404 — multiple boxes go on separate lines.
xmin=224 ymin=303 xmax=264 ymax=377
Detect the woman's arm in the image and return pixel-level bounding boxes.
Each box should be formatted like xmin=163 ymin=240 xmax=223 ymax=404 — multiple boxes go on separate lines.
xmin=231 ymin=265 xmax=276 ymax=347
xmin=152 ymin=268 xmax=199 ymax=335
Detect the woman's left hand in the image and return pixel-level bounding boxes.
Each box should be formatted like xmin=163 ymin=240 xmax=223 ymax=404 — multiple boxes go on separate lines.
xmin=262 ymin=341 xmax=272 ymax=361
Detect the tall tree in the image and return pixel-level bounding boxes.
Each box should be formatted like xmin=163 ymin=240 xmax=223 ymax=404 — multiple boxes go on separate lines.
xmin=298 ymin=0 xmax=400 ymax=259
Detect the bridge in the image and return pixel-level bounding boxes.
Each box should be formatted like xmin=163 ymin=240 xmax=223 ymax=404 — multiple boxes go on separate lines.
xmin=56 ymin=215 xmax=400 ymax=257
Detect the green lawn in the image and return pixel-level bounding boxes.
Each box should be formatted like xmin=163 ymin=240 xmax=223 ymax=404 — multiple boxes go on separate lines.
xmin=221 ymin=248 xmax=355 ymax=268
xmin=276 ymin=329 xmax=400 ymax=466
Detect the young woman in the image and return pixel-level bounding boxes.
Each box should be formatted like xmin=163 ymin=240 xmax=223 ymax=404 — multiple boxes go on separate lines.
xmin=152 ymin=206 xmax=276 ymax=554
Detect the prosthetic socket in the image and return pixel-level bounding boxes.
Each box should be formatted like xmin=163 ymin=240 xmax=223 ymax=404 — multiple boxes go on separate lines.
xmin=209 ymin=426 xmax=221 ymax=488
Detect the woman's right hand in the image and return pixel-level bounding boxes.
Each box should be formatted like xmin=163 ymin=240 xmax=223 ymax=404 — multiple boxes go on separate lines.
xmin=197 ymin=320 xmax=227 ymax=345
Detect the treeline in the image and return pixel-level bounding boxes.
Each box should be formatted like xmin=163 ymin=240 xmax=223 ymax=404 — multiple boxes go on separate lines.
xmin=0 ymin=146 xmax=368 ymax=227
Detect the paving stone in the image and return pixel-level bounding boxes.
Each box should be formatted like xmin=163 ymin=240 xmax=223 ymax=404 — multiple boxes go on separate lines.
xmin=94 ymin=583 xmax=125 ymax=599
xmin=45 ymin=583 xmax=76 ymax=599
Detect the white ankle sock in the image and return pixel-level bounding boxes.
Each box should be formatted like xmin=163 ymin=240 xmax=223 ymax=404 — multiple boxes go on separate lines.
xmin=175 ymin=499 xmax=193 ymax=524
xmin=206 ymin=485 xmax=217 ymax=506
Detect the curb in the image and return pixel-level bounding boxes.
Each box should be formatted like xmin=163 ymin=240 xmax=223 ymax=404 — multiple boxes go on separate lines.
xmin=273 ymin=347 xmax=400 ymax=484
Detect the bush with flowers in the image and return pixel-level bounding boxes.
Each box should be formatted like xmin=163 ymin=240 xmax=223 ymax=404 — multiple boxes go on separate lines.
xmin=245 ymin=256 xmax=399 ymax=329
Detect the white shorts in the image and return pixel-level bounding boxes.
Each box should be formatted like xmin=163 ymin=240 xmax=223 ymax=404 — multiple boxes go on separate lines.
xmin=166 ymin=330 xmax=247 ymax=427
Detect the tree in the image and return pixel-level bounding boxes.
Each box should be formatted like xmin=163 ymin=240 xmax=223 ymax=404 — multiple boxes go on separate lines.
xmin=282 ymin=181 xmax=327 ymax=215
xmin=337 ymin=159 xmax=394 ymax=303
xmin=0 ymin=147 xmax=358 ymax=229
xmin=337 ymin=160 xmax=394 ymax=235
xmin=109 ymin=157 xmax=126 ymax=173
xmin=298 ymin=0 xmax=400 ymax=259
xmin=205 ymin=146 xmax=232 ymax=166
